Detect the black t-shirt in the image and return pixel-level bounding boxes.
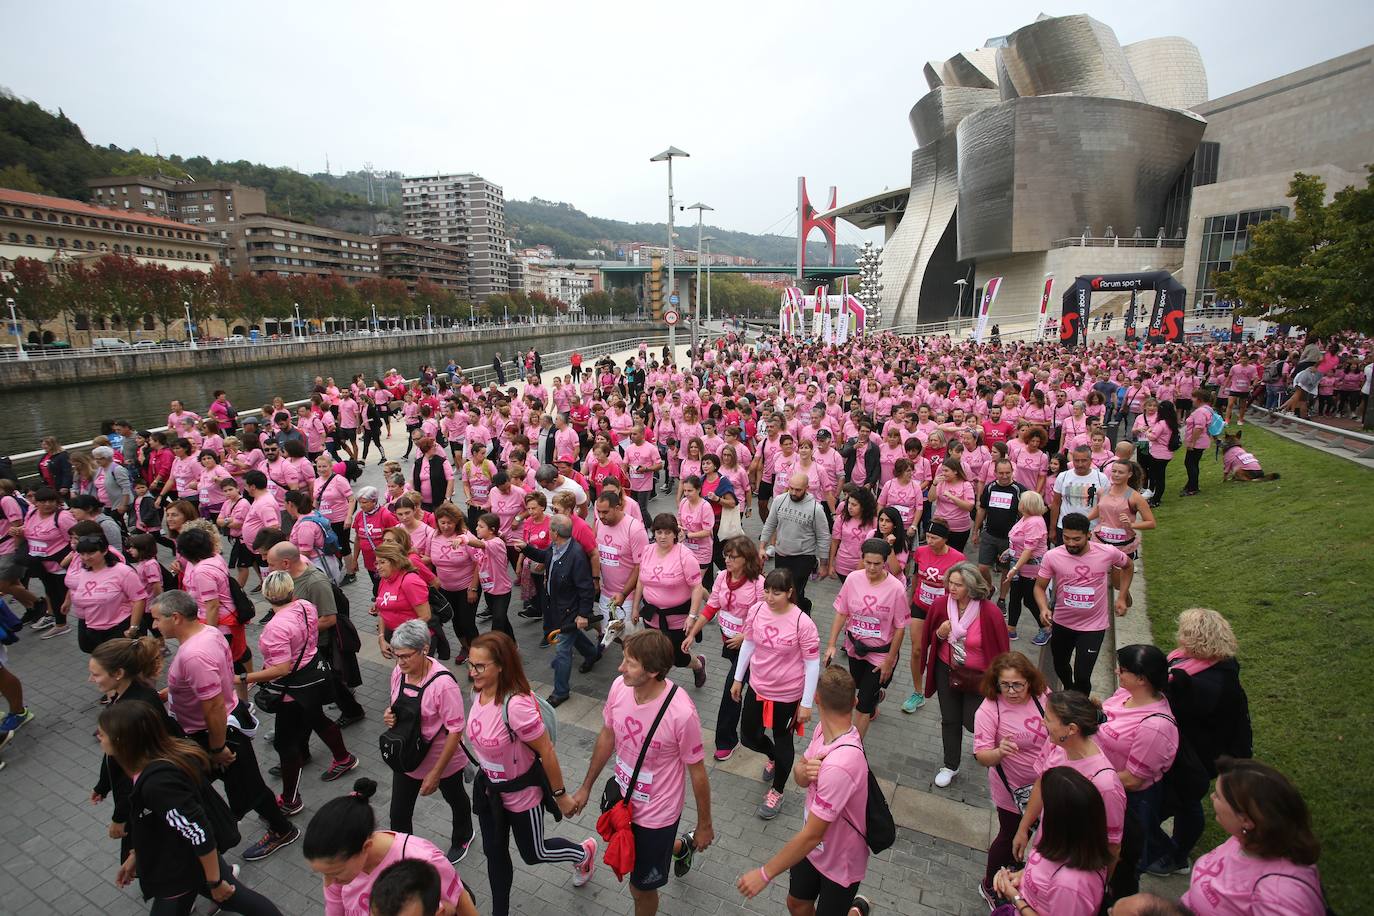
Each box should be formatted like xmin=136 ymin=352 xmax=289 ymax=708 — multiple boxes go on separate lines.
xmin=979 ymin=482 xmax=1024 ymax=539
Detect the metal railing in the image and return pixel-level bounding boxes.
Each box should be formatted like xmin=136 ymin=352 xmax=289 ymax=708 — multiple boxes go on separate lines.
xmin=1050 ymin=236 xmax=1185 ymax=250
xmin=2 ymin=332 xmax=669 ymax=483
xmin=1248 ymin=406 xmax=1374 ymax=460
xmin=0 ymin=315 xmax=649 ymax=362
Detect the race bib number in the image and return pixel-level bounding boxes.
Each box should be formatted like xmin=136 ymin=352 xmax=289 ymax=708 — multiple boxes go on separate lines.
xmin=480 ymin=758 xmax=507 ymax=782
xmin=471 ymin=480 xmax=490 ymax=500
xmin=918 ymin=581 xmax=944 ymax=606
xmin=848 ymin=614 xmax=883 ymax=640
xmin=480 ymin=572 xmax=495 ymax=590
xmin=598 ymin=545 xmax=621 ymax=568
xmin=718 ymin=611 xmax=745 ymax=638
xmin=890 ymin=504 xmax=913 ymax=526
xmin=988 ymin=491 xmax=1013 ymax=510
xmin=1061 ymin=585 xmax=1095 ymax=609
xmin=613 ymin=756 xmax=653 ymax=803
xmin=1096 ymin=526 xmax=1130 ymax=544
xmin=26 ymin=539 xmax=47 ymax=553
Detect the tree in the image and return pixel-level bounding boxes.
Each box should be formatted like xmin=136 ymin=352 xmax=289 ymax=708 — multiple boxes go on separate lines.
xmin=0 ymin=257 xmax=62 ymax=343
xmin=92 ymin=255 xmax=153 ymax=341
xmin=580 ymin=290 xmax=613 ymax=318
xmin=0 ymin=163 xmax=46 ymax=193
xmin=612 ymin=287 xmax=638 ymax=318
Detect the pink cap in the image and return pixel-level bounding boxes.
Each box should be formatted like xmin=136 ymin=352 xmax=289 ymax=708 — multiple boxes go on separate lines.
xmin=556 ymin=452 xmax=575 ymax=464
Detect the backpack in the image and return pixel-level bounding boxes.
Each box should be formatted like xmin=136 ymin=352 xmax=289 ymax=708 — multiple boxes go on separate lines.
xmin=1206 ymin=409 xmax=1225 ymax=438
xmin=3 ymin=491 xmax=30 ymax=519
xmin=503 ymin=692 xmax=559 ymax=747
xmin=304 ymin=512 xmax=342 ymax=556
xmin=227 ymin=575 xmax=257 ymax=624
xmin=833 ymin=743 xmax=896 ymax=854
xmin=379 ymin=668 xmax=457 ymax=772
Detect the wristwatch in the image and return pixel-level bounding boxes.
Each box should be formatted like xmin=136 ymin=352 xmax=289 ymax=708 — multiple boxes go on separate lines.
xmin=551 ymin=787 xmax=567 ymax=798
xmin=207 ymin=877 xmax=229 ymax=892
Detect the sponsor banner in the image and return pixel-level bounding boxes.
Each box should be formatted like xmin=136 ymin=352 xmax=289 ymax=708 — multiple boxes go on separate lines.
xmin=1038 ymin=276 xmax=1054 ymax=336
xmin=973 ymin=277 xmax=1002 ymax=343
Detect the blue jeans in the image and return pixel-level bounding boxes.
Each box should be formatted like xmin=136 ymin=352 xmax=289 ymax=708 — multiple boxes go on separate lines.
xmin=550 ymin=627 xmax=600 ymax=699
xmin=1127 ymin=782 xmax=1169 ymax=870
xmin=1265 ymin=384 xmax=1284 ymax=410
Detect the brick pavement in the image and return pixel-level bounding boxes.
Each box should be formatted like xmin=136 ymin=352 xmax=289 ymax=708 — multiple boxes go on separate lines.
xmin=0 ymin=361 xmax=1005 ymax=916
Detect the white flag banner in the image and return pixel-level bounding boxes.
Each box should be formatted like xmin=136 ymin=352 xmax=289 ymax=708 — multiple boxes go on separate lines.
xmin=973 ymin=277 xmax=1002 ymax=342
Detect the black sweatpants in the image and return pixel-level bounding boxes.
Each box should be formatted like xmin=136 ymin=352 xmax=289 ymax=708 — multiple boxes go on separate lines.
xmin=740 ymin=686 xmax=798 ymax=792
xmin=773 ymin=553 xmax=817 ymax=613
xmin=188 ymin=728 xmax=293 ymax=836
xmin=390 ymin=767 xmax=473 ymax=850
xmin=1049 ymin=624 xmax=1106 ymax=694
xmin=1184 ymin=447 xmax=1204 ymax=493
xmin=146 ymin=855 xmax=283 ymax=915
xmin=478 ymin=802 xmax=586 ymax=916
xmin=1007 ymin=574 xmax=1040 ymax=629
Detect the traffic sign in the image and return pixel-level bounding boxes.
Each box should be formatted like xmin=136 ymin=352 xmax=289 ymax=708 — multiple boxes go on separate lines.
xmin=664 ymin=309 xmax=680 ymax=326
xmin=669 ymin=293 xmax=680 ymax=306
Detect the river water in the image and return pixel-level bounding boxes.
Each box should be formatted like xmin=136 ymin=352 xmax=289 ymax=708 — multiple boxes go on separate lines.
xmin=3 ymin=328 xmax=637 ymax=458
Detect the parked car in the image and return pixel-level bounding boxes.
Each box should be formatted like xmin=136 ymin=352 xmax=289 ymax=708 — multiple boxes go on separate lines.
xmin=131 ymin=340 xmax=156 ymax=349
xmin=227 ymin=334 xmax=247 ymax=343
xmin=92 ymin=338 xmax=132 ymax=350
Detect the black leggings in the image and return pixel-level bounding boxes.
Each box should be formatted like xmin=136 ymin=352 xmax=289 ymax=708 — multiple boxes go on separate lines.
xmin=484 ymin=591 xmax=514 ymax=641
xmin=390 ymin=767 xmax=473 ymax=850
xmin=945 ymin=529 xmax=971 ymax=553
xmin=1184 ymin=447 xmax=1204 ymax=493
xmin=441 ymin=586 xmax=480 ymax=645
xmin=934 ymin=660 xmax=980 ymax=770
xmin=772 ymin=553 xmax=817 ymax=613
xmin=146 ymin=855 xmax=282 ymax=915
xmin=1007 ymin=575 xmax=1040 ymax=629
xmin=478 ymin=802 xmax=587 ymax=916
xmin=35 ymin=568 xmax=68 ymax=624
xmin=1050 ymin=624 xmax=1106 ymax=694
xmin=740 ymin=687 xmax=798 ymax=792
xmin=361 ymin=424 xmax=384 ymax=460
xmin=1144 ymin=454 xmax=1168 ymax=503
xmin=272 ymin=697 xmax=350 ymax=804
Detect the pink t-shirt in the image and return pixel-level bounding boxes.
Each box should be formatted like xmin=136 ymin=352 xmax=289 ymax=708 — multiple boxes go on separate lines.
xmin=475 ymin=535 xmax=512 ymax=595
xmin=242 ymin=495 xmax=283 ymax=557
xmin=622 ymin=442 xmax=659 ymax=493
xmin=973 ymin=691 xmax=1051 ymax=812
xmin=65 ymin=561 xmax=146 ymax=630
xmin=932 ymin=480 xmax=974 ymax=532
xmin=1008 ymin=515 xmax=1048 ymax=578
xmin=22 ymin=508 xmax=75 ymax=573
xmin=169 ymin=455 xmax=202 ymax=498
xmin=352 ymin=507 xmax=398 ymax=571
xmin=166 ymin=625 xmax=238 ymax=734
xmin=830 ymin=515 xmax=870 ymax=578
xmin=313 ymin=475 xmax=352 ymax=524
xmin=603 ymin=676 xmax=705 ymax=828
xmin=595 ymin=517 xmax=649 ymax=598
xmin=878 ymin=477 xmax=923 ymax=530
xmin=638 ymin=543 xmax=703 ymax=624
xmin=429 ymin=535 xmax=478 ymax=591
xmin=258 ymin=598 xmax=319 ymax=672
xmin=739 ymin=602 xmax=820 ymax=702
xmin=1181 ymin=836 xmax=1325 ymax=916
xmin=462 ymin=461 xmax=495 ymax=508
xmin=1096 ymin=689 xmax=1179 ymax=789
xmin=184 ymin=555 xmax=235 ymax=629
xmin=912 ymin=545 xmax=965 ymax=612
xmin=467 ymin=691 xmax=545 ymax=812
xmin=1035 ymin=542 xmax=1131 ymax=631
xmin=1038 ymin=745 xmax=1126 ymax=844
xmin=833 ymin=570 xmax=909 ymax=667
xmin=1018 ymin=847 xmax=1107 ymax=916
xmin=802 ymin=726 xmax=871 ymax=887
xmin=376 ymin=571 xmax=431 ymax=632
xmin=324 ymin=832 xmax=465 ymax=916
xmin=388 ymin=660 xmax=467 ymax=779
xmin=1011 ymin=447 xmax=1048 ymax=491
xmin=488 ymin=486 xmax=526 ymax=539
xmin=704 ymin=573 xmax=764 ymax=641
xmin=677 ymin=498 xmax=715 ymax=565
xmin=289 ymin=515 xmax=326 ymax=560
xmin=1223 ymin=446 xmax=1264 ymax=477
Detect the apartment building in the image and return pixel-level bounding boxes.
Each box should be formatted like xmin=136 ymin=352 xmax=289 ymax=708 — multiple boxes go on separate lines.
xmin=207 ymin=214 xmax=378 ymax=281
xmin=375 ymin=235 xmax=469 ymax=299
xmin=88 ymin=176 xmax=267 ymax=227
xmin=401 ymin=173 xmax=508 ymax=299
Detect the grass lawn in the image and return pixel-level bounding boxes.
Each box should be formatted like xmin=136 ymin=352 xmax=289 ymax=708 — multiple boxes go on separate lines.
xmin=1142 ymin=423 xmax=1373 ymax=910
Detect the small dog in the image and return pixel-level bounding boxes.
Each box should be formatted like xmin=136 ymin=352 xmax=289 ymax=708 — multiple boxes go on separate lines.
xmin=1221 ymin=431 xmax=1280 ymax=482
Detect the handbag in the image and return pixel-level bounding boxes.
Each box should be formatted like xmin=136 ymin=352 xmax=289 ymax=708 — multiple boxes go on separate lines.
xmin=599 ymin=684 xmax=679 ymax=813
xmin=253 ymin=608 xmax=326 ymax=713
xmin=427 ymin=586 xmax=454 ymax=624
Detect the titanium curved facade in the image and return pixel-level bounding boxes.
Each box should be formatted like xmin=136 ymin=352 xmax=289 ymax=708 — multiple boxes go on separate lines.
xmin=860 ymin=13 xmax=1209 ymax=327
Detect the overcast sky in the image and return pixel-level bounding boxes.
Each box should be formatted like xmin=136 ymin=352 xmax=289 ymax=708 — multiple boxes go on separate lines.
xmin=4 ymin=0 xmax=1370 ymax=245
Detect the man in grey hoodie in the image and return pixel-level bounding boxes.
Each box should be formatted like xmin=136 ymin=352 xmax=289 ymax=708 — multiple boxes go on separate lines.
xmin=758 ymin=471 xmax=831 ymax=613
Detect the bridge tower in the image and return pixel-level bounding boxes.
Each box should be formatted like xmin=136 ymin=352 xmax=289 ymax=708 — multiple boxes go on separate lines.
xmin=796 ymin=177 xmax=838 ymax=283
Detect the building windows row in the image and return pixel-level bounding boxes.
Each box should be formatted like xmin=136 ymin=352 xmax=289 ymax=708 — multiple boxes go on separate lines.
xmin=1194 ymin=207 xmax=1288 ymax=306
xmin=0 ymin=206 xmax=205 ymax=241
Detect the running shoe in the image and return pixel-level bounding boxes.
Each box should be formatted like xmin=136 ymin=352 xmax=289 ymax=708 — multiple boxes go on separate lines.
xmin=334 ymin=712 xmax=366 ymax=730
xmin=977 ymin=882 xmax=997 ymax=911
xmin=713 ymin=747 xmax=735 ymax=761
xmin=30 ymin=615 xmax=55 ymax=632
xmin=851 ymin=894 xmax=872 ymax=916
xmin=0 ymin=731 xmax=14 ymax=753
xmin=1032 ymin=628 xmax=1051 ymax=647
xmin=693 ymin=655 xmax=707 ymax=688
xmin=447 ymin=837 xmax=473 ymax=865
xmin=672 ymin=831 xmax=695 ymax=877
xmin=934 ymin=767 xmax=959 ymax=788
xmin=0 ymin=709 xmax=34 ymax=733
xmin=572 ymin=836 xmax=598 ymax=887
xmin=762 ymin=759 xmax=775 ymax=782
xmin=1144 ymin=854 xmax=1192 ymax=876
xmin=278 ymin=793 xmax=304 ymax=817
xmin=901 ymin=692 xmax=926 ymax=714
xmin=1008 ymin=627 xmax=1019 ymax=641
xmin=341 ymin=572 xmax=357 ymax=586
xmin=757 ymin=788 xmax=784 ymax=819
xmin=40 ymin=623 xmax=71 ymax=640
xmin=242 ymin=826 xmax=300 ymax=861
xmin=321 ymin=753 xmax=359 ymax=782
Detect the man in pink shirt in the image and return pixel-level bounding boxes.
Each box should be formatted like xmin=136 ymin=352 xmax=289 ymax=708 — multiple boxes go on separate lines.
xmin=621 ymin=425 xmax=662 ymax=525
xmin=825 ymin=539 xmax=909 ymax=737
xmin=736 ymin=666 xmax=873 ymax=916
xmin=155 ymin=589 xmax=299 ymax=860
xmin=239 ymin=471 xmax=283 ymax=568
xmin=1034 ymin=513 xmax=1132 ymax=694
xmin=571 ymin=630 xmax=713 ymax=915
xmin=593 ymin=490 xmax=649 ymax=635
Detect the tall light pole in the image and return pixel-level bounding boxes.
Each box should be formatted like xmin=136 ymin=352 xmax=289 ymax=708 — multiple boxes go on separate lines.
xmin=952 ymin=279 xmax=967 ymax=336
xmin=651 ymin=147 xmax=689 ymax=363
xmin=293 ymin=302 xmax=302 ymax=340
xmin=6 ymin=298 xmax=27 ymax=360
xmin=426 ymin=303 xmax=433 ymax=331
xmin=371 ymin=302 xmax=378 ymax=334
xmin=701 ymin=236 xmax=715 ymax=325
xmin=687 ymin=202 xmax=713 ymax=357
xmin=183 ymin=300 xmax=197 ymax=350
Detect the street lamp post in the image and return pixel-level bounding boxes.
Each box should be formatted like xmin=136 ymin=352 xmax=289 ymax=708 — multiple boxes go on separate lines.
xmin=952 ymin=279 xmax=968 ymax=336
xmin=6 ymin=298 xmax=27 ymax=361
xmin=469 ymin=301 xmax=475 ymax=327
xmin=687 ymin=202 xmax=713 ymax=357
xmin=183 ymin=300 xmax=197 ymax=350
xmin=651 ymin=147 xmax=689 ymax=363
xmin=293 ymin=303 xmax=302 ymax=340
xmin=701 ymin=236 xmax=715 ymax=325
xmin=371 ymin=302 xmax=378 ymax=334
xmin=426 ymin=303 xmax=433 ymax=331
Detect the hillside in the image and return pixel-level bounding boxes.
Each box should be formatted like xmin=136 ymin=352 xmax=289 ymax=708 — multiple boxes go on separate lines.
xmin=508 ymin=198 xmax=856 ymax=265
xmin=0 ymin=90 xmax=856 ymax=263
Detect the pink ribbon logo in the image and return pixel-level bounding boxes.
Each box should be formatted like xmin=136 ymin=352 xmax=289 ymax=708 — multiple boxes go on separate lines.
xmin=862 ymin=594 xmax=878 ymax=609
xmin=1073 ymin=564 xmax=1093 ymax=584
xmin=1024 ymin=715 xmax=1048 ymax=739
xmin=603 ymin=534 xmax=614 ymax=545
xmin=651 ymin=565 xmax=664 ymax=579
xmin=623 ymin=716 xmax=645 ymax=744
xmin=82 ymin=581 xmax=99 ymax=597
xmin=763 ymin=624 xmax=781 ymax=644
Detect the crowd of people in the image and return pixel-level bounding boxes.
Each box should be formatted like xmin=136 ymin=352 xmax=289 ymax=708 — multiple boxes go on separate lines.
xmin=0 ymin=325 xmax=1358 ymax=916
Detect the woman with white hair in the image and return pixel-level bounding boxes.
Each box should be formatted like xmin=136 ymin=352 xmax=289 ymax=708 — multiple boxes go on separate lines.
xmin=346 ymin=486 xmax=397 ymax=594
xmin=382 ymin=618 xmax=474 ymax=864
xmin=243 ymin=571 xmax=358 ymax=815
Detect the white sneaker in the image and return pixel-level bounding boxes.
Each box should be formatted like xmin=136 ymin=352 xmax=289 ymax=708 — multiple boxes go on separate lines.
xmin=1140 ymin=488 xmax=1154 ymax=500
xmin=30 ymin=615 xmax=55 ymax=632
xmin=934 ymin=767 xmax=959 ymax=788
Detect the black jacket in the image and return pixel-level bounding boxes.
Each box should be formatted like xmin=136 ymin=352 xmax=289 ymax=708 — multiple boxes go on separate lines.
xmin=94 ymin=682 xmax=181 ymax=826
xmin=127 ymin=761 xmax=231 ymax=898
xmin=1167 ymin=657 xmax=1253 ymax=777
xmin=521 ymin=539 xmax=595 ymax=633
xmin=842 ymin=438 xmax=881 ymax=487
xmin=41 ymin=450 xmax=73 ymax=492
